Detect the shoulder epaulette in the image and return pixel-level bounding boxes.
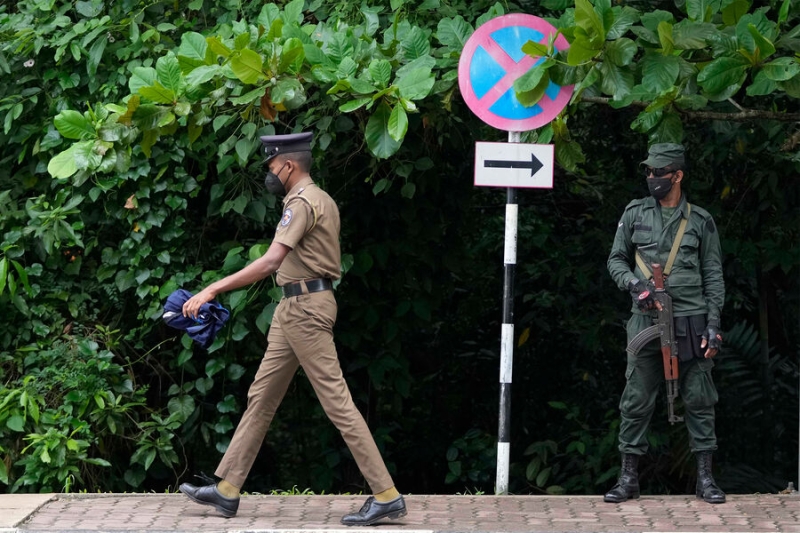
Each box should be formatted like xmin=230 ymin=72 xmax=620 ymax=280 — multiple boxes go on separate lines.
xmin=287 ymin=187 xmax=318 ymax=230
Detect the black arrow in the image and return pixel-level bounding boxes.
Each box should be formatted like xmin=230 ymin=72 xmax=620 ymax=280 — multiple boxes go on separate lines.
xmin=484 ymin=154 xmax=544 ymax=177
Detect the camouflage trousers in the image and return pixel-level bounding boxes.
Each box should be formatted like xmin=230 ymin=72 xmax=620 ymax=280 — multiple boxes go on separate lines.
xmin=618 ymin=314 xmax=719 ymax=455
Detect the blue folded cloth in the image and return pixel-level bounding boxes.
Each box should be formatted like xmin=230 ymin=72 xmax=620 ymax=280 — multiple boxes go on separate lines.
xmin=162 ymin=289 xmax=230 ymax=349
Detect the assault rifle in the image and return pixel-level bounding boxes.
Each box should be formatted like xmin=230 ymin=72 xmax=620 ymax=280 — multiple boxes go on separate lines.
xmin=626 ymin=263 xmax=683 ymax=425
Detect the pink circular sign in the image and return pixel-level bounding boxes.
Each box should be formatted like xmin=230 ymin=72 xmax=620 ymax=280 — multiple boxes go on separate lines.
xmin=458 ymin=14 xmax=573 ymax=132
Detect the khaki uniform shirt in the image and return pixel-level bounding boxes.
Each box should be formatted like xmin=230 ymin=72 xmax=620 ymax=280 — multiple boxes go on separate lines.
xmin=607 ymin=194 xmax=724 ymax=322
xmin=272 ymin=177 xmax=341 ymax=286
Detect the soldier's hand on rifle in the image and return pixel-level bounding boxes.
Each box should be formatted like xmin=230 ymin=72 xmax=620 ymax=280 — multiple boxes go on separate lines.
xmin=701 ymin=319 xmax=723 ymax=358
xmin=627 ymin=278 xmax=662 ymax=311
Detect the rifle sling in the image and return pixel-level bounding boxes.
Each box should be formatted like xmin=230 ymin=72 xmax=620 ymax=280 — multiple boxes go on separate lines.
xmin=635 ymin=203 xmax=692 ymax=280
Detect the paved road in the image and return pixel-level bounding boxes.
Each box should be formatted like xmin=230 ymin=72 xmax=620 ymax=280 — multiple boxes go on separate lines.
xmin=3 ymin=493 xmax=799 ymax=532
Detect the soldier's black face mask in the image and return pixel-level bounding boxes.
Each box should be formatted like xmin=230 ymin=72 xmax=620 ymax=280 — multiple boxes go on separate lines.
xmin=264 ymin=162 xmax=288 ymax=196
xmin=645 ymin=168 xmax=676 ymax=200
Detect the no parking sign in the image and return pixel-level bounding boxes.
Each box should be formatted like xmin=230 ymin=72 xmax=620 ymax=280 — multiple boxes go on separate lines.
xmin=458 ymin=13 xmax=573 ymax=496
xmin=458 ymin=14 xmax=573 ymax=132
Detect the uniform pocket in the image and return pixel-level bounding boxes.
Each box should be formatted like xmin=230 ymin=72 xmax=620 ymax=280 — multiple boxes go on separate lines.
xmin=677 ymin=234 xmax=700 ymax=268
xmin=681 ymin=358 xmax=718 ymax=408
xmin=632 ymin=230 xmax=652 ymax=245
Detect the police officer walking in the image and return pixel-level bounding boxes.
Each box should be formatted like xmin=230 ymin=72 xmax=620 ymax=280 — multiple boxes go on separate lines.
xmin=179 ymin=132 xmax=407 ymax=526
xmin=605 ymin=143 xmax=726 ymax=504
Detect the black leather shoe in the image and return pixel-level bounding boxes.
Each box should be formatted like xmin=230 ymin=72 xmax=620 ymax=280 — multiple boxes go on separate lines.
xmin=179 ymin=481 xmax=239 ymax=517
xmin=341 ymin=495 xmax=407 ymax=526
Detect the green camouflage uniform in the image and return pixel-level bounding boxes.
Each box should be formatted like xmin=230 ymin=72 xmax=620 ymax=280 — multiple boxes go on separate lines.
xmin=607 ymin=194 xmax=724 ymax=454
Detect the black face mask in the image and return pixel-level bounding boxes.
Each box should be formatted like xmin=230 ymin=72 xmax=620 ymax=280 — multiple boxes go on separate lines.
xmin=264 ymin=162 xmax=288 ymax=196
xmin=647 ymin=175 xmax=674 ymax=200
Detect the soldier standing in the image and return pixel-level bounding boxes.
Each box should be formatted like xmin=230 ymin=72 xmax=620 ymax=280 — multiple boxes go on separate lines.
xmin=604 ymin=143 xmax=726 ymax=504
xmin=179 ymin=132 xmax=407 ymax=526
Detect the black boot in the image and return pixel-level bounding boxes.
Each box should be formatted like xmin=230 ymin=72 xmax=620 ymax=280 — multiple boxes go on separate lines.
xmin=696 ymin=451 xmax=726 ymax=504
xmin=604 ymin=453 xmax=640 ymax=503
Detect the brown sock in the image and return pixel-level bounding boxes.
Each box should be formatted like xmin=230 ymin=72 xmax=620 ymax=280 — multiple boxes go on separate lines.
xmin=217 ymin=480 xmax=240 ymax=499
xmin=373 ymin=486 xmax=400 ymax=502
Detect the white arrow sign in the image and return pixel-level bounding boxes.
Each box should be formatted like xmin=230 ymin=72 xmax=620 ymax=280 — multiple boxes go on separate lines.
xmin=474 ymin=142 xmax=554 ymax=189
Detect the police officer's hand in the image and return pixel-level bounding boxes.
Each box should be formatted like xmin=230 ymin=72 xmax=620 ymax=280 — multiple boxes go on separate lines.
xmin=701 ymin=319 xmax=722 ymax=358
xmin=182 ymin=287 xmax=217 ymax=320
xmin=628 ymin=278 xmax=660 ymax=311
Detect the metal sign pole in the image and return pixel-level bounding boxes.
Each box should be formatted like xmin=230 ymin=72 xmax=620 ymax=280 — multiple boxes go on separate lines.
xmin=496 ymin=130 xmax=520 ymax=495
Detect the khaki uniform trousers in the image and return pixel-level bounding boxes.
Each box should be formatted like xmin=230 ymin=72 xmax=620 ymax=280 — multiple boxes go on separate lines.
xmin=618 ymin=314 xmax=719 ymax=455
xmin=215 ymin=289 xmax=394 ymax=493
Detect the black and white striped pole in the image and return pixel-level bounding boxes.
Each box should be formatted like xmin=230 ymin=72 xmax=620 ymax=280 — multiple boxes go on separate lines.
xmin=496 ymin=130 xmax=520 ymax=495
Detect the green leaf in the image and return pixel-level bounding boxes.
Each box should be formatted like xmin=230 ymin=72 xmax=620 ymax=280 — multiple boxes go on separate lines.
xmin=746 ymin=69 xmax=778 ymax=95
xmin=230 ymin=86 xmax=266 ymax=105
xmin=339 ymin=97 xmax=372 ymax=113
xmin=235 ymin=32 xmax=251 ymax=51
xmin=567 ymin=35 xmax=601 ymax=65
xmin=437 ymin=16 xmax=473 ymax=49
xmin=129 ymin=67 xmax=157 ymax=94
xmin=395 ymin=68 xmax=435 ymax=100
xmin=747 ymin=23 xmax=776 ymax=60
xmin=761 ymin=57 xmax=800 ymax=81
xmin=631 ymin=109 xmax=663 ymax=133
xmin=0 ymin=258 xmax=7 ymax=296
xmin=256 ymin=303 xmax=277 ymax=334
xmin=642 ymin=54 xmax=680 ymax=92
xmin=278 ymin=39 xmax=305 ymax=74
xmin=157 ymin=53 xmax=184 ymax=94
xmin=235 ymin=138 xmax=255 ymax=163
xmin=514 ymin=65 xmax=551 ymax=107
xmin=779 ymin=0 xmax=790 ymax=24
xmin=555 ymin=140 xmax=585 ymax=172
xmin=522 ymin=40 xmax=549 ymax=58
xmin=574 ymin=0 xmax=605 ymax=42
xmin=283 ymin=0 xmax=304 ymax=24
xmin=722 ymin=0 xmax=750 ymax=26
xmin=696 ymin=56 xmax=749 ymax=96
xmin=366 ymin=102 xmax=401 ymax=159
xmin=87 ymin=37 xmax=106 ymax=77
xmin=48 ymin=146 xmax=79 ymax=179
xmin=231 ymin=49 xmax=265 ymax=84
xmin=179 ymin=32 xmax=208 ymax=61
xmin=672 ymin=21 xmax=717 ymax=49
xmin=649 ymin=111 xmax=683 ymax=144
xmin=272 ymin=78 xmax=306 ymax=109
xmin=401 ymin=27 xmax=431 ymax=60
xmin=168 ymin=395 xmax=196 ymax=422
xmin=607 ymin=6 xmax=640 ymax=40
xmin=388 ymin=104 xmax=408 ymax=142
xmin=605 ymin=38 xmax=637 ymax=67
xmin=54 ymin=110 xmax=95 ymax=140
xmin=6 ymin=414 xmax=24 ymax=432
xmin=185 ymin=65 xmax=220 ymax=88
xmin=598 ymin=62 xmax=634 ymax=100
xmin=686 ymin=0 xmax=717 ymax=22
xmin=369 ymin=59 xmax=392 ymax=87
xmin=207 ymin=37 xmax=232 ymax=58
xmin=139 ymin=82 xmax=176 ymax=104
xmin=657 ymin=21 xmax=674 ymax=54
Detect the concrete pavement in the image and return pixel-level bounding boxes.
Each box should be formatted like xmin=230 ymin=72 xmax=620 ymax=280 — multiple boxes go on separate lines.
xmin=1 ymin=493 xmax=799 ymax=532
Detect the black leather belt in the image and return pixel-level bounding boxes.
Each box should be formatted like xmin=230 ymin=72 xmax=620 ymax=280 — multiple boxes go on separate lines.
xmin=282 ymin=278 xmax=333 ymax=298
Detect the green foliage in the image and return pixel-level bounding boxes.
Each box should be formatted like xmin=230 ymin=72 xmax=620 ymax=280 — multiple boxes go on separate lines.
xmin=444 ymin=428 xmax=496 ymax=489
xmin=0 ymin=0 xmax=797 ymax=497
xmin=0 ymin=330 xmax=167 ymax=492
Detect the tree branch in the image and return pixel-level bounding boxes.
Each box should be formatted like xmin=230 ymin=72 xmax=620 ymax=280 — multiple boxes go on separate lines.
xmin=579 ymin=96 xmax=800 ymax=122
